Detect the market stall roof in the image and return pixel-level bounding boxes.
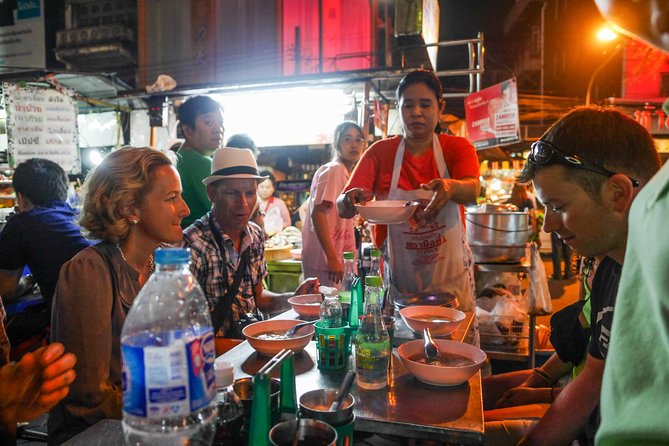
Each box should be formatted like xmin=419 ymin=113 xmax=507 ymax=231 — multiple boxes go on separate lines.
xmin=0 ymin=70 xmax=141 ymax=113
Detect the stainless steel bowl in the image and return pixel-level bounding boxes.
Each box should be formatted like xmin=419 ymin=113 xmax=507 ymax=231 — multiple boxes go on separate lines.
xmin=233 ymin=377 xmax=281 ymax=418
xmin=269 ymin=419 xmax=337 ymax=446
xmin=394 ymin=292 xmax=458 ymax=310
xmin=299 ymin=388 xmax=355 ymax=426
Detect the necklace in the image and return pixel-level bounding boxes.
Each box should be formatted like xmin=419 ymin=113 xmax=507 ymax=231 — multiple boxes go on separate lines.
xmin=116 ymin=243 xmax=155 ymax=275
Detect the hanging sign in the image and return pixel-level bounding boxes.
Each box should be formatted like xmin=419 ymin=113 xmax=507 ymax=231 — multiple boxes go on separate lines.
xmin=3 ymin=82 xmax=80 ymax=174
xmin=464 ymin=78 xmax=521 ymax=150
xmin=0 ymin=0 xmax=46 ymax=70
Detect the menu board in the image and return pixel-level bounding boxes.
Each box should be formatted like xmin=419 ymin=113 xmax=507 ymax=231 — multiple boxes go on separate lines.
xmin=3 ymin=82 xmax=80 ymax=174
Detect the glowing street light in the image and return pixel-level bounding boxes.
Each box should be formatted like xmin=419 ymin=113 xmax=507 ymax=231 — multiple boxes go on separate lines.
xmin=596 ymin=26 xmax=618 ymax=42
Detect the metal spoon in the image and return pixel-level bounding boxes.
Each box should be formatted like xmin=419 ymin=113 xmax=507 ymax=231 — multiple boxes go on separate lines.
xmin=423 ymin=328 xmax=441 ymax=364
xmin=284 ymin=320 xmax=317 ymax=337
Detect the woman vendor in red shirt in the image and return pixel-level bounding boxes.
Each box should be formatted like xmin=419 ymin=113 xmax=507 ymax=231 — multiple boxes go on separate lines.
xmin=337 ymin=69 xmax=481 ymax=316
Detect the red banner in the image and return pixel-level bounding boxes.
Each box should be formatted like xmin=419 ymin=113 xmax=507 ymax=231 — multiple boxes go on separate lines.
xmin=464 ymin=78 xmax=520 ymax=149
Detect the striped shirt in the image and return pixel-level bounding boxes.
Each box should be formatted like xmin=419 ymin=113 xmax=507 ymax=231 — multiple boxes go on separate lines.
xmin=182 ymin=212 xmax=267 ymax=335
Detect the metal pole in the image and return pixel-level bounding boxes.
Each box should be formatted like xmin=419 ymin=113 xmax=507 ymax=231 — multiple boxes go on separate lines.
xmin=318 ymin=0 xmax=323 ymax=73
xmin=585 ymin=44 xmax=622 ymax=105
xmin=540 ymin=2 xmax=546 ymax=125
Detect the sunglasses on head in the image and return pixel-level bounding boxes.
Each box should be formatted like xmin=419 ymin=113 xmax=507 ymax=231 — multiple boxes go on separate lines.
xmin=529 ymin=140 xmax=639 ymax=187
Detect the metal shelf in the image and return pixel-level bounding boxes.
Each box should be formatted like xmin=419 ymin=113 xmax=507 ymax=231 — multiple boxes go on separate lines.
xmin=475 ymin=258 xmax=537 ymax=368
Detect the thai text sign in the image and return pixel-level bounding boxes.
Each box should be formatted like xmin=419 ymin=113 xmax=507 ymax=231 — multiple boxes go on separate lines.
xmin=3 ymin=83 xmax=80 ymax=174
xmin=464 ymin=78 xmax=520 ymax=150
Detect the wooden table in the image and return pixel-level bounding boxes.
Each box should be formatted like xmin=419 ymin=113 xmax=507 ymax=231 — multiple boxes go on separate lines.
xmin=220 ymin=310 xmax=484 ymax=444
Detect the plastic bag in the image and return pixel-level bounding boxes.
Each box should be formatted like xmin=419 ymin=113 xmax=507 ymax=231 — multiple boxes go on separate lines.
xmin=527 ymin=243 xmax=552 ymax=315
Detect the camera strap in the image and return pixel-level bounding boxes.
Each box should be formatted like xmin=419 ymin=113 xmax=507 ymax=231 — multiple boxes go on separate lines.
xmin=209 ymin=217 xmax=256 ymax=335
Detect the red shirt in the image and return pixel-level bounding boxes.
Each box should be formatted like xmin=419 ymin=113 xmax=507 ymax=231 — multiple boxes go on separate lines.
xmin=345 ymin=134 xmax=480 ymax=247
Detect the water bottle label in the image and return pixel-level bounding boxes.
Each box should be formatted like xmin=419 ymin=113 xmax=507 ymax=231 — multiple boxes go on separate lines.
xmin=122 ymin=329 xmax=216 ymax=418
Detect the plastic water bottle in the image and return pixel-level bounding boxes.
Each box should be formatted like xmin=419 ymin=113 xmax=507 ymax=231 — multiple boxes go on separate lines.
xmin=121 ymin=248 xmax=217 ymax=446
xmin=319 ymin=291 xmax=343 ymax=328
xmin=368 ymin=248 xmax=381 ymax=277
xmin=213 ymin=360 xmax=244 ymax=446
xmin=355 ymin=276 xmax=390 ymax=390
xmin=338 ymin=252 xmax=356 ymax=304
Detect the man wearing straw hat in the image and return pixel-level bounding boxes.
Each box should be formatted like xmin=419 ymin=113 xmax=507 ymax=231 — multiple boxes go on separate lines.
xmin=182 ymin=147 xmax=318 ymax=338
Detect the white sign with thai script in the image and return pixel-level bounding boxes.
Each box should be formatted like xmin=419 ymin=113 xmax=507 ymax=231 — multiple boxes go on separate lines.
xmin=3 ymin=82 xmax=80 ymax=174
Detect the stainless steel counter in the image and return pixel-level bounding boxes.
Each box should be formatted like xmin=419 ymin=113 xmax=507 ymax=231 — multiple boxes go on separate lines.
xmin=64 ymin=311 xmax=483 ymax=445
xmin=220 ymin=310 xmax=483 ymax=444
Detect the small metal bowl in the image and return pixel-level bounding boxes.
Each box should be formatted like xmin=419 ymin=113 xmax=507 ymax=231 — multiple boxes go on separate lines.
xmin=233 ymin=377 xmax=281 ymax=418
xmin=269 ymin=418 xmax=337 ymax=446
xmin=394 ymin=292 xmax=458 ymax=310
xmin=299 ymin=388 xmax=355 ymax=427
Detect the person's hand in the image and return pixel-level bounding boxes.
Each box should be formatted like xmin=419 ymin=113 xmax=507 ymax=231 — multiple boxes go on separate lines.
xmin=294 ymin=277 xmax=320 ymax=296
xmin=345 ymin=188 xmax=373 ymax=208
xmin=326 ymin=255 xmax=344 ymax=284
xmin=495 ymin=386 xmax=550 ymax=409
xmin=419 ymin=179 xmax=454 ymax=222
xmin=0 ymin=343 xmax=76 ymax=430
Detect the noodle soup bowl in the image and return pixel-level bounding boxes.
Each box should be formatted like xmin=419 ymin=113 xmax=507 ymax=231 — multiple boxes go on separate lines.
xmin=397 ymin=339 xmax=486 ymax=386
xmin=243 ymin=319 xmax=314 ymax=356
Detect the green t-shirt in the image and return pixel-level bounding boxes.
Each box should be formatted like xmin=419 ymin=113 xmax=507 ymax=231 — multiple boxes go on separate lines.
xmin=177 ymin=147 xmax=212 ymax=228
xmin=597 ymin=161 xmax=669 ymax=446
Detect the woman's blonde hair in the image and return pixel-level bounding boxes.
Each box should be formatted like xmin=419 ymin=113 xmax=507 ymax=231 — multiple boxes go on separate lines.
xmin=80 ymin=147 xmax=173 ymax=242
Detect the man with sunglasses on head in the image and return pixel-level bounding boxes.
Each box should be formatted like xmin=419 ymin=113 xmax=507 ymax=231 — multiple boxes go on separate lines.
xmin=512 ymin=106 xmax=660 ymax=446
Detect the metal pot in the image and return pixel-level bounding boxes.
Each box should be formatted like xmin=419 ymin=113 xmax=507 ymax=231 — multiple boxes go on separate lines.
xmin=465 ymin=210 xmax=531 ymax=263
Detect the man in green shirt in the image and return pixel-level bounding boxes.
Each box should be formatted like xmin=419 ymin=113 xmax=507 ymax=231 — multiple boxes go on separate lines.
xmin=594 ymin=2 xmax=669 ymax=445
xmin=176 ymin=95 xmax=225 ymax=227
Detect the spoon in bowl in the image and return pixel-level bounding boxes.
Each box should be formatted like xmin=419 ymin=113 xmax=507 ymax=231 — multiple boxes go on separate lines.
xmin=283 ymin=320 xmax=317 ymax=337
xmin=423 ymin=328 xmax=441 ymax=365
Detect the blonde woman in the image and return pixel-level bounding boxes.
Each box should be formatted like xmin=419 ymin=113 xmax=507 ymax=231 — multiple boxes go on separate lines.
xmin=48 ymin=147 xmax=190 ymax=444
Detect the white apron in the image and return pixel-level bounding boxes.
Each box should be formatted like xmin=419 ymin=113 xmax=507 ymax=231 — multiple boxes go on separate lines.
xmin=385 ymin=134 xmax=476 ymax=312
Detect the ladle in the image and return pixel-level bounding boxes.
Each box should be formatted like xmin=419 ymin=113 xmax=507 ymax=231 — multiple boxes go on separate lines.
xmin=423 ymin=327 xmax=441 ymax=364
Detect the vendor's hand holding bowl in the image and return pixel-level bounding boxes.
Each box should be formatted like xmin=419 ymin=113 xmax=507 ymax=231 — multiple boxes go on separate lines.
xmin=420 ymin=178 xmax=454 ymax=222
xmin=345 ymin=188 xmax=374 ymax=208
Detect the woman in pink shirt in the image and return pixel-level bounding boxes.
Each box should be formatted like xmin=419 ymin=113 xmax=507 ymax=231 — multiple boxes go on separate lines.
xmin=301 ymin=122 xmax=364 ymax=286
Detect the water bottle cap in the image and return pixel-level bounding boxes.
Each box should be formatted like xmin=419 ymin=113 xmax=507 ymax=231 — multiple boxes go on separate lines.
xmin=214 ymin=360 xmax=235 ymax=387
xmin=365 ymin=275 xmax=382 ymax=287
xmin=370 ymin=249 xmax=381 ymax=258
xmin=154 ymin=248 xmax=190 ymax=265
xmin=343 ymin=252 xmax=354 ymax=260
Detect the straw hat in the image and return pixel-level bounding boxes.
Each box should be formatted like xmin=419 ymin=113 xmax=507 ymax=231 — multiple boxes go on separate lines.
xmin=202 ymin=147 xmax=267 ymax=186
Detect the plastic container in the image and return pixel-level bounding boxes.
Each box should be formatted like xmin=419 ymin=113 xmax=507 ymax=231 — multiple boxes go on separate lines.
xmin=320 ymin=293 xmax=343 ymax=328
xmin=315 ymin=321 xmax=352 ymax=370
xmin=338 ymin=252 xmax=356 ymax=304
xmin=213 ymin=360 xmax=244 ymax=445
xmin=121 ymin=248 xmax=217 ymax=446
xmin=368 ymin=248 xmax=381 ymax=277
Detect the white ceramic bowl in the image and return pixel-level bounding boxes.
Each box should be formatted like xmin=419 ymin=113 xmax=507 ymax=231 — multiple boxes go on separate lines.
xmin=397 ymin=339 xmax=486 ymax=386
xmin=354 ymin=200 xmax=418 ymax=224
xmin=287 ymin=294 xmax=322 ymax=320
xmin=399 ymin=305 xmax=466 ymax=337
xmin=242 ymin=319 xmax=314 ymax=356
